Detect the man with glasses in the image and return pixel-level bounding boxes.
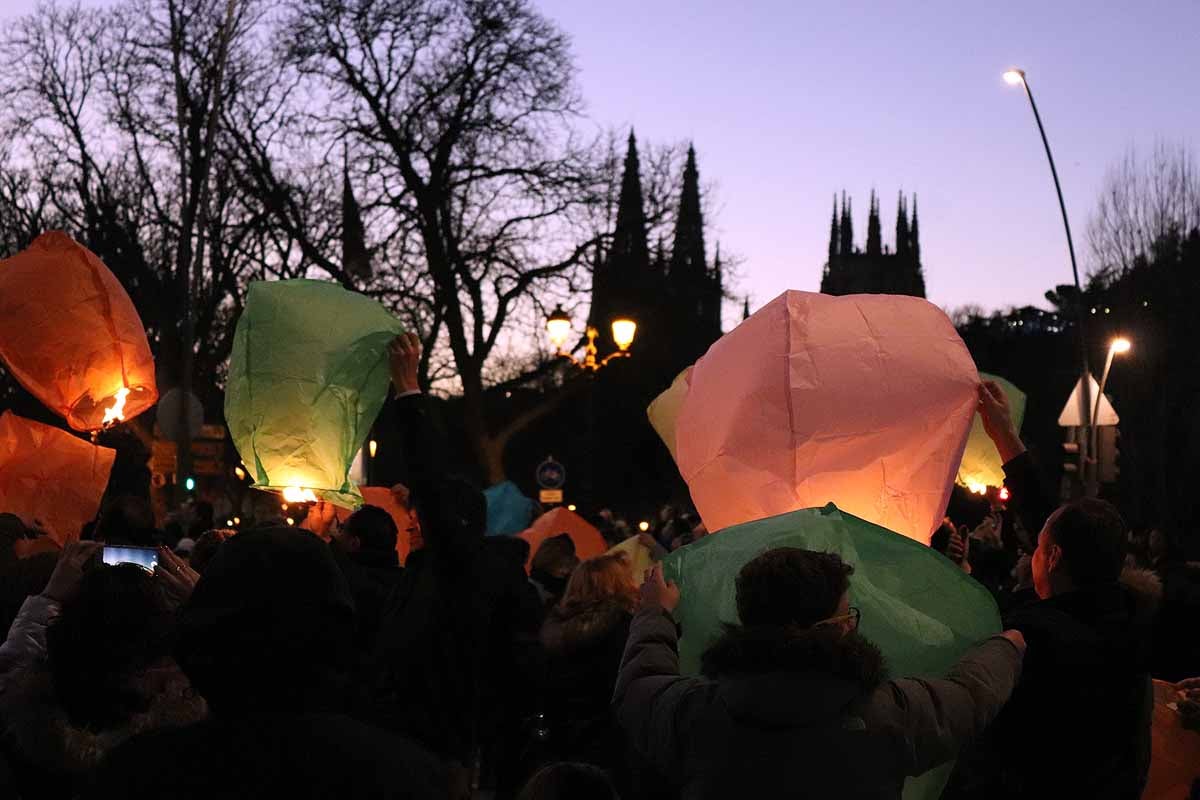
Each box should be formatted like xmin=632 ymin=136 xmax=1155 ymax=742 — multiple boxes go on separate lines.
xmin=614 ymin=549 xmax=1026 ymax=799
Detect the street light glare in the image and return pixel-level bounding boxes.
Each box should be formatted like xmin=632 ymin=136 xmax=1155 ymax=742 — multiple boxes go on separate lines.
xmin=545 ymin=305 xmax=572 ymax=351
xmin=1002 ymin=69 xmax=1025 ymax=86
xmin=611 ymin=318 xmax=637 ymax=351
xmin=1111 ymin=337 xmax=1131 ymax=354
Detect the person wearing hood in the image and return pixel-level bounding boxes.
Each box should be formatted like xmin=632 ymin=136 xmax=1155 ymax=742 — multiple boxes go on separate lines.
xmin=86 ymin=526 xmax=445 ymax=799
xmin=539 ymin=552 xmax=638 ymax=787
xmin=613 ymin=552 xmax=1026 ymax=799
xmin=958 ymin=381 xmax=1162 ymax=800
xmin=0 ymin=542 xmax=204 ymax=800
xmin=370 ymin=333 xmax=533 ymax=799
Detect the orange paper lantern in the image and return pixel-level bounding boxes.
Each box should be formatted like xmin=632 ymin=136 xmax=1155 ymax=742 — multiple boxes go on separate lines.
xmin=517 ymin=506 xmax=607 ymax=573
xmin=332 ymin=486 xmax=414 ymax=565
xmin=0 ymin=411 xmax=115 ymax=545
xmin=0 ymin=231 xmax=157 ymax=431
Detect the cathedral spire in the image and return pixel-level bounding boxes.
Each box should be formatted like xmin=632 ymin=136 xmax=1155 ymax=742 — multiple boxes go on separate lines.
xmin=612 ymin=130 xmax=650 ymax=271
xmin=670 ymin=143 xmax=706 ymax=281
xmin=910 ymin=194 xmax=920 ymax=264
xmin=827 ymin=193 xmax=839 ymax=262
xmin=341 ymin=145 xmax=370 ymax=281
xmin=839 ymin=192 xmax=854 ymax=255
xmin=866 ymin=189 xmax=882 ymax=256
xmin=742 ymin=296 xmax=751 ymax=321
xmin=895 ymin=191 xmax=910 ymax=257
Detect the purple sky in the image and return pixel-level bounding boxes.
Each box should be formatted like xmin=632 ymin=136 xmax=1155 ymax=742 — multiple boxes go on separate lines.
xmin=6 ymin=0 xmax=1197 ymax=320
xmin=539 ymin=0 xmax=1200 ymax=319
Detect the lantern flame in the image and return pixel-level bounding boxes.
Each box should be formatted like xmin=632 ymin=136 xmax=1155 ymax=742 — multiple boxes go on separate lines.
xmin=282 ymin=486 xmax=318 ymax=503
xmin=101 ymin=387 xmax=131 ymax=427
xmin=967 ymin=481 xmax=988 ymax=495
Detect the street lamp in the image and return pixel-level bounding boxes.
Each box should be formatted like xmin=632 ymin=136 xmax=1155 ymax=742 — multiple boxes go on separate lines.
xmin=544 ymin=305 xmax=638 ymax=371
xmin=1003 ymin=66 xmax=1095 ymax=494
xmin=1090 ymin=336 xmax=1130 ymax=460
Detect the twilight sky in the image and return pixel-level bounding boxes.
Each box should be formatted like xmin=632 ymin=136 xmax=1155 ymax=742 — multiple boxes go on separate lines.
xmin=5 ymin=0 xmax=1197 ymax=320
xmin=538 ymin=0 xmax=1200 ymax=318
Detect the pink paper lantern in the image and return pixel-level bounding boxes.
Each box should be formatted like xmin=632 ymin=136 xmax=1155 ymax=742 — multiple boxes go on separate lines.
xmin=675 ymin=291 xmax=978 ymax=544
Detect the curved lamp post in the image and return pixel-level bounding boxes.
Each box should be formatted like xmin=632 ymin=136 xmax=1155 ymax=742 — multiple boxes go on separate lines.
xmin=1004 ymin=68 xmax=1095 ymax=495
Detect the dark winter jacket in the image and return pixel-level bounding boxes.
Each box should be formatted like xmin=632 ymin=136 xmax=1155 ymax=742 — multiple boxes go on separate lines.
xmin=370 ymin=393 xmax=532 ymax=766
xmin=614 ymin=605 xmax=1023 ymax=800
xmin=0 ymin=596 xmax=205 ymax=800
xmin=540 ymin=600 xmax=633 ymax=767
xmin=957 ymin=568 xmax=1160 ymax=800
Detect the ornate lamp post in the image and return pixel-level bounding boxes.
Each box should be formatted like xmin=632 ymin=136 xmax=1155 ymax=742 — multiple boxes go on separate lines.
xmin=544 ymin=306 xmax=638 ymax=511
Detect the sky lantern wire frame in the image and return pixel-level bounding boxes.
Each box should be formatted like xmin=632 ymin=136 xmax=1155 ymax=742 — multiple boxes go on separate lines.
xmin=0 ymin=231 xmax=157 ymax=431
xmin=673 ymin=290 xmax=979 ymax=544
xmin=224 ymin=280 xmax=404 ymax=509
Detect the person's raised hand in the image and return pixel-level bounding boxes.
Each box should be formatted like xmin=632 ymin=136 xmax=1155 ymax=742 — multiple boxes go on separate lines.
xmin=42 ymin=541 xmax=102 ymax=604
xmin=388 ymin=332 xmax=422 ymax=395
xmin=947 ymin=527 xmax=971 ymax=571
xmin=155 ymin=547 xmax=201 ymax=610
xmin=301 ymin=499 xmax=337 ymax=538
xmin=640 ymin=563 xmax=681 ymax=614
xmin=978 ymin=381 xmax=1025 ymax=463
xmin=1001 ymin=629 xmax=1027 ymax=655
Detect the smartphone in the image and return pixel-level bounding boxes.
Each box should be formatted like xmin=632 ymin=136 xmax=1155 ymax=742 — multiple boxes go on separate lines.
xmin=101 ymin=545 xmax=158 ymax=573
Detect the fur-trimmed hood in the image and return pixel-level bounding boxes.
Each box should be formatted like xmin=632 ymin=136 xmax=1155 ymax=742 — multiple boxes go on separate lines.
xmin=0 ymin=660 xmax=206 ymax=779
xmin=701 ymin=623 xmax=888 ymax=692
xmin=540 ymin=600 xmax=632 ymax=655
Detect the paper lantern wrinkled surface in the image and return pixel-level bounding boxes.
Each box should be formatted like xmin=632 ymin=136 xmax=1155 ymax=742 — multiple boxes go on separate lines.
xmin=662 ymin=504 xmax=1000 ymax=800
xmin=0 ymin=231 xmax=157 ymax=431
xmin=956 ymin=373 xmax=1026 ymax=493
xmin=225 ymin=280 xmax=403 ymax=508
xmin=0 ymin=411 xmax=115 ymax=545
xmin=646 ymin=367 xmax=691 ymax=462
xmin=1143 ymin=680 xmax=1200 ymax=800
xmin=333 ymin=486 xmax=413 ymax=565
xmin=606 ymin=534 xmax=654 ymax=586
xmin=517 ymin=506 xmax=606 ymax=572
xmin=484 ymin=481 xmax=536 ymax=536
xmin=675 ymin=291 xmax=979 ymax=544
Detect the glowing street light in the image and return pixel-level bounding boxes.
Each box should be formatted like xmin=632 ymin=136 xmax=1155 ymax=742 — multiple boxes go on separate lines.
xmin=1003 ymin=66 xmax=1094 ymax=494
xmin=368 ymin=439 xmax=378 ymax=459
xmin=611 ymin=318 xmax=637 ymax=352
xmin=544 ymin=307 xmax=638 ymax=371
xmin=546 ymin=305 xmax=573 ymax=352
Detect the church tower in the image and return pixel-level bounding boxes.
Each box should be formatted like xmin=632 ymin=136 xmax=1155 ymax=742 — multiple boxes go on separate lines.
xmin=821 ymin=190 xmax=926 ymax=298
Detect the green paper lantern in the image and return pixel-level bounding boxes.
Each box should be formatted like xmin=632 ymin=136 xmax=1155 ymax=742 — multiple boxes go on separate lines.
xmin=957 ymin=373 xmax=1026 ymax=493
xmin=224 ymin=280 xmax=403 ymax=508
xmin=662 ymin=504 xmax=1000 ymax=800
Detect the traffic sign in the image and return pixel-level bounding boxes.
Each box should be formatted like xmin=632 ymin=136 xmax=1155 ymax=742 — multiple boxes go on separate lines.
xmin=536 ymin=457 xmax=566 ymax=490
xmin=539 ymin=489 xmax=564 ymax=505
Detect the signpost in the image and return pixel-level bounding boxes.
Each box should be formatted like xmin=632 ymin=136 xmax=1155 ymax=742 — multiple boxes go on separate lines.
xmin=536 ymin=456 xmax=566 ymax=506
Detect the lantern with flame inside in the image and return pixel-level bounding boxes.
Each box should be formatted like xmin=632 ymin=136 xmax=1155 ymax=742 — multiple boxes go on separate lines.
xmin=671 ymin=291 xmax=979 ymax=544
xmin=225 ymin=280 xmax=403 ymax=508
xmin=0 ymin=232 xmax=157 ymax=431
xmin=956 ymin=373 xmax=1026 ymax=495
xmin=0 ymin=411 xmax=116 ymax=545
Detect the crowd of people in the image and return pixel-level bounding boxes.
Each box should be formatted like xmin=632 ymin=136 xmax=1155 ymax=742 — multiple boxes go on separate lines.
xmin=0 ymin=335 xmax=1198 ymax=799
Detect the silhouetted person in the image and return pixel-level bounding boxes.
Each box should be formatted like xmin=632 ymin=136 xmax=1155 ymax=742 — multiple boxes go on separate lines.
xmin=614 ymin=552 xmax=1025 ymax=799
xmin=518 ymin=762 xmax=620 ymax=800
xmin=87 ymin=528 xmax=445 ymax=799
xmin=529 ymin=534 xmax=578 ymax=609
xmin=91 ymin=495 xmax=159 ymax=546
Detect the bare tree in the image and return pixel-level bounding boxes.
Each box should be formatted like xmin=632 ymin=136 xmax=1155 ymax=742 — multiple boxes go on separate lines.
xmin=245 ymin=0 xmax=618 ymax=482
xmin=1088 ymin=141 xmax=1200 ymax=276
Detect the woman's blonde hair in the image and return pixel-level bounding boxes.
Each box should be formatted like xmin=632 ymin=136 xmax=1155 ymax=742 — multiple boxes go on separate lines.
xmin=559 ymin=551 xmax=638 ymax=613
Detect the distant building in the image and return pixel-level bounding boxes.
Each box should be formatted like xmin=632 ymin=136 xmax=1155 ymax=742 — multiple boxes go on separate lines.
xmin=589 ymin=132 xmax=724 ymax=377
xmin=821 ymin=191 xmax=925 ymax=298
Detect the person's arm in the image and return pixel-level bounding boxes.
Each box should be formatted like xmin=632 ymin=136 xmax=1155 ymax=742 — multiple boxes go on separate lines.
xmin=388 ymin=334 xmax=476 ymax=561
xmin=612 ymin=565 xmax=703 ymax=781
xmin=870 ymin=630 xmax=1025 ymax=776
xmin=978 ymin=381 xmax=1055 ymax=538
xmin=0 ymin=542 xmax=99 ymax=691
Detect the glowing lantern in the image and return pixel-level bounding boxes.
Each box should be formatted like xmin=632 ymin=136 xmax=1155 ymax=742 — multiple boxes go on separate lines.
xmin=673 ymin=291 xmax=978 ymax=544
xmin=224 ymin=280 xmax=403 ymax=508
xmin=0 ymin=231 xmax=157 ymax=431
xmin=0 ymin=411 xmax=115 ymax=545
xmin=517 ymin=507 xmax=607 ymax=573
xmin=956 ymin=373 xmax=1026 ymax=493
xmin=646 ymin=367 xmax=692 ymax=462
